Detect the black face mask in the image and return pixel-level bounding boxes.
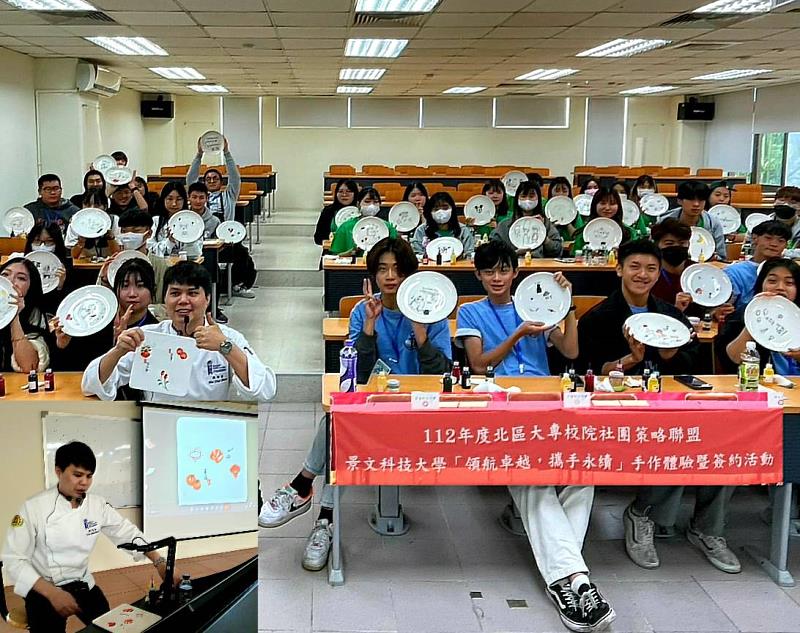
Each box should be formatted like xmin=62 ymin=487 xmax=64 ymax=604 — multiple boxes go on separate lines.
xmin=774 ymin=205 xmax=797 ymax=221
xmin=661 ymin=245 xmax=690 ymax=267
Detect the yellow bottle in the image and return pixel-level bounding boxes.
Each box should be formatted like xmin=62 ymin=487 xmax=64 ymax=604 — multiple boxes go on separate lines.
xmin=376 ymin=369 xmax=388 ymax=392
xmin=763 ymin=362 xmax=775 ymax=384
xmin=647 ymin=373 xmax=660 ymax=393
xmin=607 ymin=249 xmax=617 ymax=266
xmin=561 ymin=372 xmax=573 ymax=393
xmin=524 ymin=250 xmax=532 ymax=265
xmin=450 ymin=251 xmax=457 ymax=265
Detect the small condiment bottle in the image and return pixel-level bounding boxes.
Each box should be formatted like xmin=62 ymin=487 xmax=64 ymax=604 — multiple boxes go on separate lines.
xmin=461 ymin=367 xmax=471 ymax=389
xmin=642 ymin=368 xmax=651 ymax=392
xmin=486 ymin=365 xmax=495 ymax=384
xmin=386 ymin=378 xmax=401 ymax=393
xmin=436 ymin=251 xmax=443 ymax=265
xmin=607 ymin=249 xmax=617 ymax=266
xmin=376 ymin=369 xmax=388 ymax=392
xmin=763 ymin=362 xmax=775 ymax=384
xmin=450 ymin=251 xmax=457 ymax=265
xmin=451 ymin=361 xmax=461 ymax=382
xmin=422 ymin=252 xmax=429 ymax=265
xmin=524 ymin=250 xmax=532 ymax=265
xmin=28 ymin=370 xmax=38 ymax=394
xmin=561 ymin=372 xmax=573 ymax=392
xmin=442 ymin=372 xmax=453 ymax=393
xmin=702 ymin=312 xmax=712 ymax=331
xmin=44 ymin=368 xmax=55 ymax=392
xmin=0 ymin=373 xmax=5 ymax=398
xmin=584 ymin=366 xmax=594 ymax=393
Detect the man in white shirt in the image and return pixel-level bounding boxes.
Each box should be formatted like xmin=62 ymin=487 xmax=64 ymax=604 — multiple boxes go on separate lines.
xmin=2 ymin=442 xmax=175 ymax=633
xmin=81 ymin=261 xmax=276 ymax=402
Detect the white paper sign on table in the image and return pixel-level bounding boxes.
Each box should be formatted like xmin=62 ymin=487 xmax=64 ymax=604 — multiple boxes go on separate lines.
xmin=129 ymin=331 xmax=197 ymax=396
xmin=563 ymin=392 xmax=592 ymax=408
xmin=411 ymin=391 xmax=441 ymax=410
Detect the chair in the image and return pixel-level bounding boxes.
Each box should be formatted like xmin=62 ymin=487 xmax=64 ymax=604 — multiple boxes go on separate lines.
xmin=572 ymin=295 xmax=605 ymax=320
xmin=659 ymin=167 xmax=691 ymax=177
xmin=0 ymin=237 xmax=26 ymax=255
xmin=362 ymin=165 xmax=395 ymax=176
xmin=329 ymin=164 xmax=356 ymax=175
xmin=450 ymin=296 xmax=484 ymax=319
xmin=525 ymin=168 xmax=551 ymax=177
xmin=657 ymin=183 xmax=677 ymax=195
xmin=339 ymin=295 xmax=363 ymax=317
xmin=696 ymin=168 xmax=724 ymax=177
xmin=726 ymin=242 xmax=743 ymax=261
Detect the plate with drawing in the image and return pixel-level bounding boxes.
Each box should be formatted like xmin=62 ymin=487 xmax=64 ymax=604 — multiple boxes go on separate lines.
xmin=708 ymin=204 xmax=741 ymax=235
xmin=388 ymin=201 xmax=421 ymax=232
xmin=56 ymin=285 xmax=118 ymax=337
xmin=216 ymin=220 xmax=247 ymax=244
xmin=508 ymin=216 xmax=546 ymax=250
xmin=70 ymin=207 xmax=113 ymax=239
xmin=545 ymin=197 xmax=578 ymax=226
xmin=679 ymin=263 xmax=732 ymax=308
xmin=92 ymin=154 xmax=116 ymax=174
xmin=2 ymin=207 xmax=35 ymax=235
xmin=352 ymin=216 xmax=389 ymax=252
xmin=463 ymin=195 xmax=496 ymax=226
xmin=513 ymin=272 xmax=572 ymax=328
xmin=200 ymin=130 xmax=224 ymax=153
xmin=744 ymin=294 xmax=800 ymax=353
xmin=107 ymin=250 xmax=150 ymax=287
xmin=25 ymin=250 xmax=62 ymax=294
xmin=574 ymin=193 xmax=593 ymax=217
xmin=623 ymin=313 xmax=691 ymax=349
xmin=640 ymin=193 xmax=670 ymax=217
xmin=582 ymin=217 xmax=623 ymax=250
xmin=425 ymin=236 xmax=463 ymax=261
xmin=334 ymin=205 xmax=360 ymax=229
xmin=168 ymin=210 xmax=204 ymax=243
xmin=0 ymin=276 xmax=18 ymax=330
xmin=622 ymin=200 xmax=641 ymax=226
xmin=105 ymin=166 xmax=133 ymax=187
xmin=92 ymin=603 xmax=162 ymax=633
xmin=745 ymin=212 xmax=771 ymax=233
xmin=130 ymin=330 xmax=198 ymax=396
xmin=501 ymin=170 xmax=528 ymax=196
xmin=396 ymin=271 xmax=458 ymax=324
xmin=689 ymin=226 xmax=716 ymax=261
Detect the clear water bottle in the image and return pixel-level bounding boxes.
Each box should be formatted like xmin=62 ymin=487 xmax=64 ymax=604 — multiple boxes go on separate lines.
xmin=177 ymin=574 xmax=193 ymax=605
xmin=599 ymin=241 xmax=608 ymax=265
xmin=739 ymin=341 xmax=760 ymax=392
xmin=339 ymin=340 xmax=358 ymax=392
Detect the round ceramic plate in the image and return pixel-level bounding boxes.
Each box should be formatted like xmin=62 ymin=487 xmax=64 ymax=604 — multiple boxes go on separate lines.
xmin=107 ymin=250 xmax=150 ymax=287
xmin=463 ymin=195 xmax=496 ymax=227
xmin=70 ymin=207 xmax=112 ymax=239
xmin=501 ymin=170 xmax=528 ymax=196
xmin=56 ymin=285 xmax=118 ymax=337
xmin=200 ymin=130 xmax=224 ymax=153
xmin=622 ymin=200 xmax=641 ymax=226
xmin=334 ymin=205 xmax=360 ymax=229
xmin=24 ymin=250 xmax=62 ymax=294
xmin=545 ymin=197 xmax=577 ymax=226
xmin=105 ymin=166 xmax=133 ymax=186
xmin=513 ymin=272 xmax=572 ymax=328
xmin=508 ymin=217 xmax=547 ymax=250
xmin=0 ymin=276 xmax=18 ymax=330
xmin=745 ymin=294 xmax=800 ymax=353
xmin=2 ymin=207 xmax=35 ymax=235
xmin=168 ymin=210 xmax=205 ymax=243
xmin=92 ymin=154 xmax=116 ymax=174
xmin=624 ymin=313 xmax=691 ymax=349
xmin=689 ymin=226 xmax=716 ymax=261
xmin=679 ymin=263 xmax=733 ymax=308
xmin=640 ymin=193 xmax=670 ymax=217
xmin=388 ymin=202 xmax=420 ymax=232
xmin=352 ymin=216 xmax=389 ymax=252
xmin=216 ymin=220 xmax=247 ymax=244
xmin=708 ymin=204 xmax=741 ymax=234
xmin=574 ymin=193 xmax=593 ymax=217
xmin=583 ymin=217 xmax=623 ymax=250
xmin=745 ymin=212 xmax=771 ymax=233
xmin=425 ymin=236 xmax=464 ymax=261
xmin=396 ymin=271 xmax=458 ymax=325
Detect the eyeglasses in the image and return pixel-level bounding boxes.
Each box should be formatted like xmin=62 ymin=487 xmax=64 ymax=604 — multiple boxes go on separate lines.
xmin=41 ymin=186 xmax=62 ymax=193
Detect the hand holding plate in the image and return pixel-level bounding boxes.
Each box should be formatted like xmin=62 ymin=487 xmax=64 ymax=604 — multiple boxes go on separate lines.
xmin=785 ymin=348 xmax=800 ymax=362
xmin=675 ymin=292 xmax=693 ymax=312
xmin=115 ymin=327 xmax=145 ymax=354
xmin=55 ymin=265 xmax=67 ymax=290
xmin=623 ymin=325 xmax=646 ymax=363
xmin=552 ymin=272 xmax=571 ymax=293
xmin=712 ymin=302 xmax=734 ymax=322
xmin=49 ymin=316 xmax=72 ymax=349
xmin=516 ymin=321 xmax=550 ymax=339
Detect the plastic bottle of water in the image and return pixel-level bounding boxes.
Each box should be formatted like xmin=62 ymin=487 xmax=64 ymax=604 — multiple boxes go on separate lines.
xmin=739 ymin=341 xmax=760 ymax=392
xmin=599 ymin=242 xmax=608 ymax=265
xmin=177 ymin=574 xmax=193 ymax=605
xmin=339 ymin=340 xmax=358 ymax=392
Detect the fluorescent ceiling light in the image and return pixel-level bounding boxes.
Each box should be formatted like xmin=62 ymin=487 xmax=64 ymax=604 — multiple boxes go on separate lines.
xmin=577 ymin=38 xmax=671 ymax=58
xmin=150 ymin=67 xmax=205 ymax=80
xmin=85 ymin=36 xmax=168 ymax=56
xmin=339 ymin=68 xmax=386 ymax=81
xmin=693 ymin=0 xmax=773 ymax=13
xmin=515 ymin=68 xmax=578 ymax=81
xmin=337 ymin=85 xmax=374 ymax=94
xmin=692 ymin=68 xmax=773 ymax=80
xmin=345 ymin=38 xmax=408 ymax=58
xmin=356 ymin=0 xmax=439 ymax=10
xmin=188 ymin=84 xmax=228 ymax=93
xmin=619 ymin=85 xmax=676 ymax=95
xmin=5 ymin=0 xmax=94 ymax=8
xmin=443 ymin=86 xmax=486 ymax=94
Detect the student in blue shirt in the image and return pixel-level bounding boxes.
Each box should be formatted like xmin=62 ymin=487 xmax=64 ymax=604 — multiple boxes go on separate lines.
xmin=456 ymin=241 xmax=615 ymax=633
xmin=258 ymin=237 xmax=452 ymax=572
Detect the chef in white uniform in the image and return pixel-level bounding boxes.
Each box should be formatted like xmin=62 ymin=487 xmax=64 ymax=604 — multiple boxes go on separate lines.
xmin=2 ymin=442 xmax=176 ymax=633
xmin=81 ymin=260 xmax=276 ymax=402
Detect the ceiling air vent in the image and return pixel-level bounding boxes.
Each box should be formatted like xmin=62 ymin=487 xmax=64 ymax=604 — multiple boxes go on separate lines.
xmin=353 ymin=12 xmax=428 ymax=27
xmin=34 ymin=10 xmax=116 ymax=25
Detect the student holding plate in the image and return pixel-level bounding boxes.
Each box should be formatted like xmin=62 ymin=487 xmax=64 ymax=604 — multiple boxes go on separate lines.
xmin=491 ymin=181 xmax=562 ymax=257
xmin=0 ymin=258 xmax=50 ymax=373
xmin=331 ymin=188 xmax=397 ymax=255
xmin=483 ymin=179 xmax=512 ymax=225
xmin=707 ymin=181 xmax=745 ymax=242
xmin=187 ymin=135 xmax=240 ymax=222
xmin=314 ymin=179 xmax=359 ymax=245
xmin=547 ymin=176 xmax=584 ymax=241
xmin=68 ymin=169 xmax=106 ymax=209
xmin=571 ymin=187 xmax=634 ymax=255
xmin=65 ymin=190 xmax=120 ymax=260
xmin=411 ymin=192 xmax=475 ymax=259
xmin=24 ymin=222 xmax=70 ymax=315
xmin=259 ymin=238 xmax=451 ymax=572
xmin=658 ymin=181 xmax=727 ymax=261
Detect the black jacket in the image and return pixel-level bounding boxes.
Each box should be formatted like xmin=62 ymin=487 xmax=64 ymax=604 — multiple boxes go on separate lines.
xmin=314 ymin=205 xmax=338 ymax=246
xmin=577 ymin=288 xmax=700 ymax=375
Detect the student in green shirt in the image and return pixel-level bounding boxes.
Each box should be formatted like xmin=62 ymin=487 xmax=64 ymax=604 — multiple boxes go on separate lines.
xmin=411 ymin=191 xmax=475 ymax=259
xmin=492 ymin=181 xmax=563 ymax=257
xmin=547 ymin=176 xmax=582 ymax=242
xmin=483 ymin=179 xmax=511 ymax=226
xmin=330 ymin=187 xmax=397 ymax=255
xmin=572 ymin=186 xmax=634 ymax=254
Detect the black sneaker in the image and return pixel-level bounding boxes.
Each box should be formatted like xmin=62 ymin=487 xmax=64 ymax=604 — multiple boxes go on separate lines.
xmin=546 ymin=580 xmax=590 ymax=633
xmin=578 ymin=583 xmax=616 ymax=631
xmin=215 ymin=308 xmax=229 ymax=324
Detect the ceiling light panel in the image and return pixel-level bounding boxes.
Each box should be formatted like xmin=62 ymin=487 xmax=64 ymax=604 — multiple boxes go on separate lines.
xmin=619 ymin=85 xmax=676 ymax=95
xmin=5 ymin=0 xmax=94 ymax=8
xmin=188 ymin=84 xmax=228 ymax=93
xmin=692 ymin=68 xmax=772 ymax=80
xmin=337 ymin=85 xmax=374 ymax=93
xmin=355 ymin=0 xmax=439 ymax=11
xmin=339 ymin=68 xmax=386 ymax=80
xmin=515 ymin=68 xmax=578 ymax=81
xmin=693 ymin=0 xmax=774 ymax=13
xmin=443 ymin=86 xmax=486 ymax=94
xmin=577 ymin=38 xmax=671 ymax=58
xmin=345 ymin=38 xmax=408 ymax=58
xmin=85 ymin=36 xmax=168 ymax=56
xmin=150 ymin=67 xmax=205 ymax=80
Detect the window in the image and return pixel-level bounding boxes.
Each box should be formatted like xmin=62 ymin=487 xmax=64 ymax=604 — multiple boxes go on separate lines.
xmin=757 ymin=132 xmax=786 ymax=186
xmin=785 ymin=132 xmax=800 ymax=187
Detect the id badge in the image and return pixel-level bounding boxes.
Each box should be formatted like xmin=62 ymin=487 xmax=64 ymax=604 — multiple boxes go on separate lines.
xmin=371 ymin=358 xmax=392 ymax=376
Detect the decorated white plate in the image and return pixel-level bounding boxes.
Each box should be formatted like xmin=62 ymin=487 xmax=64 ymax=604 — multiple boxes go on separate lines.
xmin=583 ymin=217 xmax=623 ymax=250
xmin=388 ymin=201 xmax=421 ymax=232
xmin=745 ymin=212 xmax=771 ymax=233
xmin=679 ymin=263 xmax=733 ymax=308
xmin=56 ymin=285 xmax=118 ymax=337
xmin=105 ymin=166 xmax=133 ymax=186
xmin=396 ymin=271 xmax=458 ymax=325
xmin=2 ymin=207 xmax=34 ymax=235
xmin=70 ymin=207 xmax=112 ymax=239
xmin=744 ymin=294 xmax=800 ymax=353
xmin=502 ymin=170 xmax=528 ymax=196
xmin=640 ymin=193 xmax=670 ymax=217
xmin=200 ymin=130 xmax=224 ymax=153
xmin=24 ymin=250 xmax=62 ymax=294
xmin=513 ymin=272 xmax=572 ymax=328
xmin=425 ymin=236 xmax=464 ymax=261
xmin=622 ymin=200 xmax=641 ymax=226
xmin=463 ymin=195 xmax=496 ymax=227
xmin=708 ymin=204 xmax=741 ymax=235
xmin=624 ymin=312 xmax=691 ymax=349
xmin=334 ymin=205 xmax=361 ymax=229
xmin=129 ymin=330 xmax=197 ymax=397
xmin=508 ymin=216 xmax=547 ymax=250
xmin=689 ymin=226 xmax=716 ymax=261
xmin=216 ymin=220 xmax=247 ymax=244
xmin=0 ymin=276 xmax=18 ymax=330
xmin=352 ymin=216 xmax=389 ymax=252
xmin=545 ymin=197 xmax=578 ymax=226
xmin=92 ymin=154 xmax=116 ymax=174
xmin=107 ymin=250 xmax=150 ymax=287
xmin=168 ymin=210 xmax=205 ymax=243
xmin=574 ymin=193 xmax=593 ymax=217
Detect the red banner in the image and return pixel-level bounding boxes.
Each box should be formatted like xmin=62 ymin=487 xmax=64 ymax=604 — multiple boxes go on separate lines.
xmin=330 ymin=392 xmax=783 ymax=486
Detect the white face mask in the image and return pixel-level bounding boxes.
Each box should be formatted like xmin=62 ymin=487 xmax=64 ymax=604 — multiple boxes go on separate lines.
xmin=32 ymin=243 xmax=56 ymax=253
xmin=361 ymin=203 xmax=380 ymax=217
xmin=518 ymin=199 xmax=537 ymax=212
xmin=585 ymin=187 xmax=599 ymax=196
xmin=432 ymin=208 xmax=452 ymax=224
xmin=638 ymin=188 xmax=654 ymax=196
xmin=118 ymin=232 xmax=145 ymax=250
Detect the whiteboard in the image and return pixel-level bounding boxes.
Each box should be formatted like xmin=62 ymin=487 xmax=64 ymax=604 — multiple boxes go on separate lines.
xmin=43 ymin=412 xmax=142 ymax=508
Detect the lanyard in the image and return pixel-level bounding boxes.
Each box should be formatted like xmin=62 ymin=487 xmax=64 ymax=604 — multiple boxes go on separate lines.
xmin=487 ymin=301 xmax=525 ymax=374
xmin=380 ymin=312 xmax=406 ymax=364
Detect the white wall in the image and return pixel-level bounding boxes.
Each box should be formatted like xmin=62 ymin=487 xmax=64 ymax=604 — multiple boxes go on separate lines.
xmin=626 ymin=97 xmax=675 ymax=167
xmin=98 ymin=87 xmax=146 ymax=172
xmin=585 ymin=97 xmax=625 ymax=166
xmin=703 ymin=89 xmax=754 ymax=174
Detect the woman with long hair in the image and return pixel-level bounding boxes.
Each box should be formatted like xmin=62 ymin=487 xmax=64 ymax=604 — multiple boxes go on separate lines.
xmin=314 ymin=179 xmax=359 ymax=245
xmin=0 ymin=257 xmax=49 ymax=372
xmin=571 ymin=186 xmax=633 ymax=255
xmin=411 ymin=191 xmax=475 ymax=259
xmin=491 ymin=181 xmax=562 ymax=257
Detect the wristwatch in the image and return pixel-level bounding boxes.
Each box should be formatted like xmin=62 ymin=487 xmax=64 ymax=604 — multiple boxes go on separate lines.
xmin=219 ymin=339 xmax=234 ymax=356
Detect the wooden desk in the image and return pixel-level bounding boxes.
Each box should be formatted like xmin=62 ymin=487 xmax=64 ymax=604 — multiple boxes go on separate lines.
xmin=1 ymin=371 xmax=94 ymax=400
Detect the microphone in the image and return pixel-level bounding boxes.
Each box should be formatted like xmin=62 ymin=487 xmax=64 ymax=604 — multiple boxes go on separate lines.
xmin=183 ymin=315 xmax=189 ymax=337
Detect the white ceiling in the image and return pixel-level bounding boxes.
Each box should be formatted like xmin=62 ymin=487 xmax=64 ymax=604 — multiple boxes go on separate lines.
xmin=1 ymin=0 xmax=799 ymax=97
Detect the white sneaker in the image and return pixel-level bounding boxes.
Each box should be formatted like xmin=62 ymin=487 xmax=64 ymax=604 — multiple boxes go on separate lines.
xmin=233 ymin=284 xmax=256 ymax=299
xmin=302 ymin=519 xmax=333 ymax=571
xmin=258 ymin=484 xmax=312 ymax=528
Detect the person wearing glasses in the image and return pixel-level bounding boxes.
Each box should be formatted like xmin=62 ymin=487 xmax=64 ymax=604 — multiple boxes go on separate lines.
xmin=24 ymin=174 xmax=80 ymax=235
